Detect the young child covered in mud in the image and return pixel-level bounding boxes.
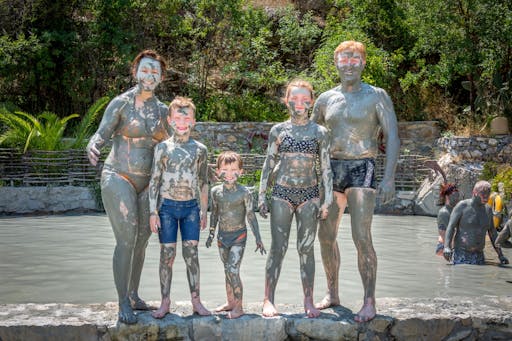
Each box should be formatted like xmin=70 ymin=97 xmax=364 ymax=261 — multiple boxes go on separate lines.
xmin=149 ymin=96 xmax=211 ymax=318
xmin=206 ymin=151 xmax=266 ymax=318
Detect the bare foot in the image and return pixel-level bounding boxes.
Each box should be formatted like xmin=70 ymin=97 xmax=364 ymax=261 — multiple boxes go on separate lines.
xmin=354 ymin=300 xmax=376 ymax=323
xmin=151 ymin=297 xmax=170 ymax=319
xmin=130 ymin=294 xmax=153 ymax=311
xmin=304 ymin=298 xmax=321 ymax=318
xmin=227 ymin=306 xmax=244 ymax=319
xmin=315 ymin=294 xmax=340 ymax=310
xmin=262 ymin=299 xmax=278 ymax=317
xmin=118 ymin=298 xmax=137 ymax=324
xmin=214 ymin=302 xmax=235 ymax=312
xmin=192 ymin=298 xmax=211 ymax=316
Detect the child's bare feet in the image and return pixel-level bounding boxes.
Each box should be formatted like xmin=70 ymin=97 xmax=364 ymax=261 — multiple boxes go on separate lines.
xmin=192 ymin=297 xmax=211 ymax=316
xmin=354 ymin=298 xmax=376 ymax=322
xmin=315 ymin=294 xmax=340 ymax=310
xmin=304 ymin=297 xmax=321 ymax=318
xmin=214 ymin=302 xmax=235 ymax=312
xmin=152 ymin=297 xmax=170 ymax=319
xmin=262 ymin=299 xmax=278 ymax=317
xmin=227 ymin=306 xmax=244 ymax=319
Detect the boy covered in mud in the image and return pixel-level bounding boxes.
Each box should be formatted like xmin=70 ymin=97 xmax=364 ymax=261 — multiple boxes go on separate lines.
xmin=149 ymin=96 xmax=210 ymax=318
xmin=206 ymin=151 xmax=266 ymax=318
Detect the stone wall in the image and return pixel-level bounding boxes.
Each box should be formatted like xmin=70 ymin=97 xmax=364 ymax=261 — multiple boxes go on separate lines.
xmin=3 ymin=122 xmax=512 ymax=216
xmin=1 ymin=297 xmax=511 ymax=340
xmin=0 ymin=186 xmax=97 ymax=214
xmin=437 ymin=135 xmax=512 ymax=163
xmin=193 ymin=121 xmax=440 ymax=155
xmin=192 ymin=122 xmax=274 ymax=154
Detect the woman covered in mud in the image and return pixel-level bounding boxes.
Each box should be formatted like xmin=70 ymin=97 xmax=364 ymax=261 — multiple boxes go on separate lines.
xmin=86 ymin=50 xmax=169 ymax=324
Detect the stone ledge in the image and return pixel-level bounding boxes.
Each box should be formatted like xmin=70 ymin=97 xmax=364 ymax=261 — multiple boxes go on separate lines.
xmin=1 ymin=297 xmax=511 ymax=340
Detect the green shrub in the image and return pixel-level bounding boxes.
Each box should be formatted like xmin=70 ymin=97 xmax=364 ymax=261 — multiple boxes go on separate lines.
xmin=480 ymin=161 xmax=500 ymax=181
xmin=491 ymin=165 xmax=512 ymax=201
xmin=195 ymin=92 xmax=287 ymax=122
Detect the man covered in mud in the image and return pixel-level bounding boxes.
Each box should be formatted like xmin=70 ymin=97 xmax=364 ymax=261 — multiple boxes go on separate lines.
xmin=443 ymin=181 xmax=509 ymax=265
xmin=148 ymin=96 xmax=211 ymax=318
xmin=206 ymin=151 xmax=266 ymax=319
xmin=86 ymin=50 xmax=169 ymax=324
xmin=311 ymin=40 xmax=400 ymax=322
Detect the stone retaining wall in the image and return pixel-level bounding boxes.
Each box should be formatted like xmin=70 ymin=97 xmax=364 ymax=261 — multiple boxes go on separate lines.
xmin=437 ymin=135 xmax=512 ymax=163
xmin=1 ymin=297 xmax=511 ymax=340
xmin=1 ymin=121 xmax=511 ymax=216
xmin=193 ymin=121 xmax=440 ymax=155
xmin=0 ymin=186 xmax=97 ymax=214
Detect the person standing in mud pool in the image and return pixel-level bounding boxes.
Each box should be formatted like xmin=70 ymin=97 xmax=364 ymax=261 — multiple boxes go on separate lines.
xmin=86 ymin=50 xmax=169 ymax=324
xmin=311 ymin=40 xmax=400 ymax=322
xmin=436 ymin=183 xmax=461 ymax=255
xmin=258 ymin=79 xmax=333 ymax=318
xmin=148 ymin=96 xmax=211 ymax=318
xmin=443 ymin=181 xmax=509 ymax=265
xmin=206 ymin=151 xmax=266 ymax=319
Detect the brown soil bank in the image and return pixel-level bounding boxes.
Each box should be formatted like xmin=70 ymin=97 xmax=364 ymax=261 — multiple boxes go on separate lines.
xmin=1 ymin=296 xmax=511 ymax=340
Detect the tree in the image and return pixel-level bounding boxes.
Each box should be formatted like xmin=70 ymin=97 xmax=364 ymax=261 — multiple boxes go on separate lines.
xmin=402 ymin=0 xmax=512 ymax=123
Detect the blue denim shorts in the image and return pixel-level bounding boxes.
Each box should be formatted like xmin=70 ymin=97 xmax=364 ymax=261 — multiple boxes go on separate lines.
xmin=158 ymin=198 xmax=200 ymax=243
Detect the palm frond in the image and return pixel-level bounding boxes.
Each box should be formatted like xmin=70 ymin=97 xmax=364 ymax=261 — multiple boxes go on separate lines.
xmin=69 ymin=96 xmax=110 ymax=149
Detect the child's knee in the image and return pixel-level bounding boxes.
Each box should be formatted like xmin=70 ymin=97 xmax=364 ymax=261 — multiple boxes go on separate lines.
xmin=182 ymin=242 xmax=198 ymax=260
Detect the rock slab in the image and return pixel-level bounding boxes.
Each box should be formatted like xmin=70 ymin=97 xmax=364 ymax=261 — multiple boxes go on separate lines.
xmin=1 ymin=297 xmax=511 ymax=340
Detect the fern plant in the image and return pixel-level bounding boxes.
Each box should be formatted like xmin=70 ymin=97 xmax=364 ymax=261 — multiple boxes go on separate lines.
xmin=0 ymin=96 xmax=109 ymax=152
xmin=0 ymin=110 xmax=79 ymax=152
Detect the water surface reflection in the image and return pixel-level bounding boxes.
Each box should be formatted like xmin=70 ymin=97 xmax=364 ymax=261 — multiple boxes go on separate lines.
xmin=1 ymin=214 xmax=510 ymax=311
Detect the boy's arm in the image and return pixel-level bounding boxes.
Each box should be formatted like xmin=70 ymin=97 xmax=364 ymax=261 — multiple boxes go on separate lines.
xmin=258 ymin=126 xmax=279 ymax=218
xmin=318 ymin=127 xmax=333 ymax=219
xmin=198 ymin=146 xmax=209 ymax=230
xmin=206 ymin=188 xmax=219 ymax=248
xmin=245 ymin=188 xmax=265 ymax=254
xmin=149 ymin=144 xmax=164 ymax=233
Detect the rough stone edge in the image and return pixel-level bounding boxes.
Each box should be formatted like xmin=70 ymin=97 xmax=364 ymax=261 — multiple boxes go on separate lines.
xmin=1 ymin=296 xmax=511 ymax=340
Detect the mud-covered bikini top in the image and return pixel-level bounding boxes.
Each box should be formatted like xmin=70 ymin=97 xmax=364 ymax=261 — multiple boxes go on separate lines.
xmin=278 ymin=134 xmax=319 ymax=155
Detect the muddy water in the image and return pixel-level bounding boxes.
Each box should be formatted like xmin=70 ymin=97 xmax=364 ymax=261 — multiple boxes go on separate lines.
xmin=1 ymin=214 xmax=511 ymax=312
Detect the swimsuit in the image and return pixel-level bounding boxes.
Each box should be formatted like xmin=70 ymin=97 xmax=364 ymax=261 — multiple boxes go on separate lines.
xmin=331 ymin=158 xmax=376 ymax=193
xmin=452 ymin=249 xmax=485 ymax=265
xmin=272 ymin=184 xmax=319 ymax=209
xmin=272 ymin=133 xmax=320 ymax=208
xmin=278 ymin=134 xmax=319 ymax=154
xmin=217 ymin=228 xmax=247 ymax=248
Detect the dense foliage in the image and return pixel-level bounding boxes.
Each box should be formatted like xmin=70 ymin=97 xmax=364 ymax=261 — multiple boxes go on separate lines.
xmin=1 ymin=0 xmax=511 ymax=134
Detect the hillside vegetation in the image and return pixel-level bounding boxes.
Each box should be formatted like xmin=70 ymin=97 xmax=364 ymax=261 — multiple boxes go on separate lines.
xmin=1 ymin=0 xmax=511 ymax=135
